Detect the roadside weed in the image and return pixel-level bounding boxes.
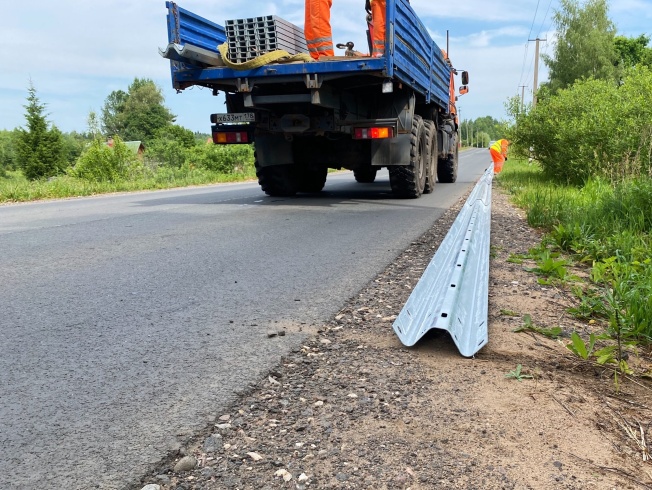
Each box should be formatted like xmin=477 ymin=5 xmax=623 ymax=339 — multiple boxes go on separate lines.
xmin=505 ymin=364 xmax=533 ymax=381
xmin=499 ymin=161 xmax=652 ymax=392
xmin=566 ymin=332 xmax=597 ymax=360
xmin=565 ymin=329 xmax=634 ymax=392
xmin=524 ymin=248 xmax=580 ymax=285
xmin=500 ymin=309 xmax=519 ymax=317
xmin=567 ymin=286 xmax=607 ymax=320
xmin=507 ymin=254 xmax=525 ymax=264
xmin=514 ymin=314 xmax=563 ymax=339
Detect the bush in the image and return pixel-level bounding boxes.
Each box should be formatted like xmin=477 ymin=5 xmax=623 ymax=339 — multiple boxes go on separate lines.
xmin=144 ymin=124 xmax=197 ymax=168
xmin=145 ymin=138 xmax=189 ymax=168
xmin=186 ymin=143 xmax=254 ymax=173
xmin=511 ymin=66 xmax=652 ymax=184
xmin=70 ymin=136 xmax=142 ymax=182
xmin=0 ymin=130 xmax=17 ymax=173
xmin=61 ymin=132 xmax=89 ymax=167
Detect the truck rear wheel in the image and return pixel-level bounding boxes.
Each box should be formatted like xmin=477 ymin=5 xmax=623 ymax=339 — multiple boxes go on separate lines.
xmin=423 ymin=119 xmax=437 ymax=194
xmin=295 ymin=164 xmax=328 ymax=193
xmin=437 ymin=143 xmax=459 ymax=183
xmin=353 ymin=167 xmax=378 ymax=183
xmin=255 ymin=156 xmax=297 ymax=197
xmin=388 ymin=114 xmax=426 ymax=198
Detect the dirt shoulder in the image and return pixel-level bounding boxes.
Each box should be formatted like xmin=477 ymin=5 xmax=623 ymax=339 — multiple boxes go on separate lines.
xmin=137 ymin=183 xmax=652 ymax=490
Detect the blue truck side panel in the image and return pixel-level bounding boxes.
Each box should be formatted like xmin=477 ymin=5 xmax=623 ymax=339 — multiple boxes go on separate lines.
xmin=165 ymin=1 xmax=227 ymax=85
xmin=390 ymin=0 xmax=450 ymax=108
xmin=164 ymin=1 xmax=451 ymax=111
xmin=165 ymin=1 xmax=226 ymax=49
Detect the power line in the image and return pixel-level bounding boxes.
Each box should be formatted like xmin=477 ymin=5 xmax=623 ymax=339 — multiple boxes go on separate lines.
xmin=519 ymin=0 xmax=543 ymax=91
xmin=537 ymin=0 xmax=554 ymax=39
xmin=531 ymin=0 xmax=554 ymax=93
xmin=526 ymin=0 xmax=541 ymax=41
xmin=518 ymin=1 xmax=555 ymax=105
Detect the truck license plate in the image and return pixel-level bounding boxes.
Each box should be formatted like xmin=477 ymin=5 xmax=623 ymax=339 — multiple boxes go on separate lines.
xmin=213 ymin=112 xmax=255 ymax=123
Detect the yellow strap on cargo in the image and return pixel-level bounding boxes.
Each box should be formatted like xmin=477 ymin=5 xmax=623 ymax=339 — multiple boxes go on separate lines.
xmin=217 ymin=43 xmax=313 ymax=70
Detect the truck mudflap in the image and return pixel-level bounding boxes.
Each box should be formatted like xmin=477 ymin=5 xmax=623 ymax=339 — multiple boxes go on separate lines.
xmin=370 ymin=133 xmax=411 ymax=166
xmin=392 ymin=167 xmax=493 ymax=357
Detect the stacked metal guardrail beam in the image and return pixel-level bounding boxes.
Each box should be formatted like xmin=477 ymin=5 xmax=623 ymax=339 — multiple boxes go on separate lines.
xmin=224 ymin=16 xmax=308 ymax=63
xmin=393 ymin=167 xmax=493 ymax=357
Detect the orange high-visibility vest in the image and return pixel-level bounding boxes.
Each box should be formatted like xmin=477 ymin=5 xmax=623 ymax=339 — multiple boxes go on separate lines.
xmin=491 ymin=139 xmax=508 ymax=156
xmin=370 ymin=0 xmax=386 ymax=57
xmin=305 ymin=0 xmax=334 ymax=59
xmin=490 ymin=139 xmax=508 ymax=173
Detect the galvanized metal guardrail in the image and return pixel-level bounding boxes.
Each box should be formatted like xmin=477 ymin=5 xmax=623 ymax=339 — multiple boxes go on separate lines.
xmin=393 ymin=167 xmax=493 ymax=357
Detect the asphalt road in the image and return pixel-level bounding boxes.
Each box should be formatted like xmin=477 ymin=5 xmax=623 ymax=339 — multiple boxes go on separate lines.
xmin=0 ymin=149 xmax=489 ymax=489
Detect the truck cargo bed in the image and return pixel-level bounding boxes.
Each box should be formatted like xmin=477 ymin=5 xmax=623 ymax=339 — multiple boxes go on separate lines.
xmin=163 ymin=0 xmax=450 ymax=109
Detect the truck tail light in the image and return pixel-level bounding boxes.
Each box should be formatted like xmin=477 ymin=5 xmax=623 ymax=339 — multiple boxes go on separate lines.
xmin=353 ymin=127 xmax=393 ymax=140
xmin=213 ymin=131 xmax=249 ymax=144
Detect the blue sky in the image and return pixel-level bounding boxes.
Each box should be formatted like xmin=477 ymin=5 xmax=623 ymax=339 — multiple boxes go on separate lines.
xmin=1 ymin=0 xmax=651 ymax=134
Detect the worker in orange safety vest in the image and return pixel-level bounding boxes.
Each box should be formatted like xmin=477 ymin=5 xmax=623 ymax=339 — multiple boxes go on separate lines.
xmin=305 ymin=0 xmax=335 ymax=59
xmin=489 ymin=139 xmax=510 ymax=174
xmin=369 ymin=0 xmax=386 ymax=57
xmin=305 ymin=0 xmax=386 ymax=60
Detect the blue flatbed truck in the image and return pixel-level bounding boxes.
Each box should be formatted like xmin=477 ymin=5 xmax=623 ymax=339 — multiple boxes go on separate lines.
xmin=161 ymin=1 xmax=469 ymax=198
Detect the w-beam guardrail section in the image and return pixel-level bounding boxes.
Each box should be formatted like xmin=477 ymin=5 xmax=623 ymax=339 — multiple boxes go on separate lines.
xmin=393 ymin=167 xmax=493 ymax=357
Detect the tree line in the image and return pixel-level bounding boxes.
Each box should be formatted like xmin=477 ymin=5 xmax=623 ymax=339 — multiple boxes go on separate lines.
xmin=0 ymin=76 xmax=509 ymax=184
xmin=0 ymin=78 xmax=252 ymax=183
xmin=459 ymin=116 xmax=505 ymax=148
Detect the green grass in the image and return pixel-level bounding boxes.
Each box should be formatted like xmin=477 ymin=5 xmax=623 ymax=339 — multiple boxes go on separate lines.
xmin=0 ymin=167 xmax=257 ymax=203
xmin=497 ymin=159 xmax=652 ymax=343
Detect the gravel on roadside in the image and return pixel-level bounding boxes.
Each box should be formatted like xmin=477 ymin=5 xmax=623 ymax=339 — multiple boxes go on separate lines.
xmin=133 ymin=183 xmax=652 ymax=490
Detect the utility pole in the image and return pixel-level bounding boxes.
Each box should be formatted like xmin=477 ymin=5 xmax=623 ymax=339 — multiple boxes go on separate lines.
xmin=528 ymin=38 xmax=546 ymax=107
xmin=519 ymin=85 xmax=527 ymax=114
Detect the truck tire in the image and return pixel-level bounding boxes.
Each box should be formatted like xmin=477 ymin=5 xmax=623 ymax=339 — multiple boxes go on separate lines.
xmin=255 ymin=156 xmax=297 ymax=197
xmin=353 ymin=167 xmax=378 ymax=183
xmin=423 ymin=119 xmax=437 ymax=194
xmin=437 ymin=143 xmax=459 ymax=183
xmin=388 ymin=114 xmax=427 ymax=198
xmin=295 ymin=164 xmax=328 ymax=193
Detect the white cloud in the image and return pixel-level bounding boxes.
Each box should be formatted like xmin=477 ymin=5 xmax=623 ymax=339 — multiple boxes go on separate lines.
xmin=464 ymin=26 xmax=530 ymax=48
xmin=410 ymin=0 xmax=536 ymax=22
xmin=610 ymin=0 xmax=652 ymax=35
